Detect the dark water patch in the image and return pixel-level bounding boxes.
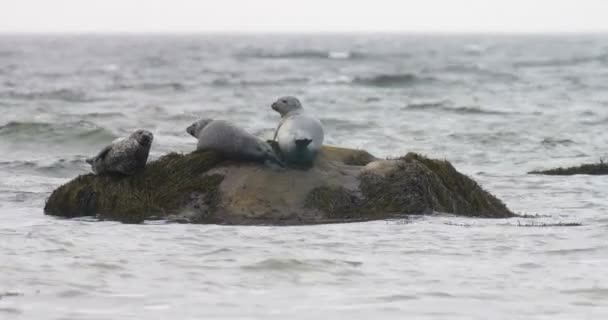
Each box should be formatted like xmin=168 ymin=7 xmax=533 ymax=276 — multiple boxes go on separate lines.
xmin=507 ymin=221 xmax=583 ymax=227
xmin=365 ymin=96 xmax=381 ymax=102
xmin=0 ymin=50 xmax=18 ymax=57
xmin=515 ymin=213 xmax=552 ymax=218
xmin=57 ymin=289 xmax=86 ymax=298
xmin=321 ymin=117 xmax=376 ymax=130
xmin=0 ymin=121 xmax=116 ymax=147
xmin=87 ymin=262 xmax=125 ymax=271
xmin=513 ymin=53 xmax=608 ymax=68
xmin=541 ymin=137 xmax=576 ymax=147
xmin=82 ymin=112 xmax=127 ymax=119
xmin=444 ymin=222 xmax=473 ymax=227
xmin=405 ymin=100 xmax=450 ymax=110
xmin=561 ymin=287 xmax=608 ymax=297
xmin=141 ymin=82 xmax=186 ymax=91
xmin=354 ymin=73 xmax=434 ymax=87
xmin=377 ymin=294 xmax=419 ymax=301
xmin=242 ymin=258 xmax=362 ymax=272
xmin=439 ymin=64 xmax=519 ymax=81
xmin=210 ymin=77 xmax=310 ymax=87
xmin=113 ymin=81 xmax=186 ymax=91
xmin=545 ymin=247 xmax=602 ymax=256
xmin=1 ymin=88 xmax=95 ymax=103
xmin=425 ymin=291 xmax=454 ymax=298
xmin=0 ymin=292 xmax=23 ymax=300
xmin=404 ymin=101 xmax=510 ymax=115
xmin=0 ymin=308 xmax=21 ymax=315
xmin=238 ymin=49 xmax=367 ymax=60
xmin=516 ymin=262 xmax=543 ymax=269
xmin=141 ymin=55 xmax=172 ymax=68
xmin=36 ymin=158 xmax=89 ymax=177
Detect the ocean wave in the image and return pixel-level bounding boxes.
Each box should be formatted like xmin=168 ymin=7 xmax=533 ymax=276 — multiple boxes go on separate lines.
xmin=81 ymin=112 xmax=127 ymax=119
xmin=513 ymin=53 xmax=608 ymax=68
xmin=242 ymin=258 xmax=362 ymax=272
xmin=206 ymin=73 xmax=433 ymax=87
xmin=439 ymin=64 xmax=519 ymax=81
xmin=113 ymin=82 xmax=186 ymax=91
xmin=0 ymin=121 xmax=116 ymax=146
xmin=0 ymin=50 xmax=18 ymax=58
xmin=354 ymin=73 xmax=434 ymax=87
xmin=541 ymin=137 xmax=576 ymax=147
xmin=0 ymin=158 xmax=88 ymax=177
xmin=1 ymin=88 xmax=95 ymax=102
xmin=210 ymin=77 xmax=310 ymax=87
xmin=404 ymin=101 xmax=509 ymax=115
xmin=238 ymin=49 xmax=366 ymax=60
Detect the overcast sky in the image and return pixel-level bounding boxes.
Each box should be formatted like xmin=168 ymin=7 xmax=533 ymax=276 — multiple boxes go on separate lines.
xmin=1 ymin=0 xmax=607 ymax=33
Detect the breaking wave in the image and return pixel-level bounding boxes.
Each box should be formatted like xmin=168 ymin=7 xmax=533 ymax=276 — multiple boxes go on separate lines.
xmin=238 ymin=49 xmax=366 ymax=60
xmin=0 ymin=121 xmax=116 ymax=146
xmin=404 ymin=101 xmax=510 ymax=115
xmin=513 ymin=53 xmax=608 ymax=68
xmin=1 ymin=88 xmax=95 ymax=103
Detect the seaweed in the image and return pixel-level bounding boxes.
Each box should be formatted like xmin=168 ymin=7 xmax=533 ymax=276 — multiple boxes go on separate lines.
xmin=44 ymin=151 xmax=223 ymax=223
xmin=45 ymin=148 xmax=515 ymax=224
xmin=307 ymin=152 xmax=514 ymax=219
xmin=529 ymin=159 xmax=608 ymax=175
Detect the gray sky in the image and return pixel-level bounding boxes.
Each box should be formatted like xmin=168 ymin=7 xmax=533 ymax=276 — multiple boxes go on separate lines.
xmin=1 ymin=0 xmax=607 ymax=33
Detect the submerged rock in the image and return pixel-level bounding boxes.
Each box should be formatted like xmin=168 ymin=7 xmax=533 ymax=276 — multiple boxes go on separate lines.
xmin=44 ymin=146 xmax=514 ymax=224
xmin=529 ymin=161 xmax=608 ymax=175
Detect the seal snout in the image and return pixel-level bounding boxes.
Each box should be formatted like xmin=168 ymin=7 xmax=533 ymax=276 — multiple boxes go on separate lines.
xmin=136 ymin=130 xmax=154 ymax=146
xmin=186 ymin=124 xmax=195 ymax=136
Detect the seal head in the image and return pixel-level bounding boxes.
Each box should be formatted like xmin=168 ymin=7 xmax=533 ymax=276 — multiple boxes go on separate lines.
xmin=131 ymin=129 xmax=153 ymax=148
xmin=186 ymin=119 xmax=213 ymax=138
xmin=271 ymin=96 xmax=302 ymax=117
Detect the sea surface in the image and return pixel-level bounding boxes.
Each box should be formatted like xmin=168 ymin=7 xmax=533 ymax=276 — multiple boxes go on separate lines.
xmin=1 ymin=34 xmax=607 ymax=319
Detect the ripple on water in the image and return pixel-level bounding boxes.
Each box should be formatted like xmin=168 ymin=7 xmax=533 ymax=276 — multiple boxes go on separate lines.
xmin=242 ymin=258 xmax=363 ymax=272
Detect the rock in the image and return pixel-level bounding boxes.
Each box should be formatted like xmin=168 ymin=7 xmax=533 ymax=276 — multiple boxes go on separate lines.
xmin=44 ymin=146 xmax=514 ymax=224
xmin=529 ymin=161 xmax=608 ymax=175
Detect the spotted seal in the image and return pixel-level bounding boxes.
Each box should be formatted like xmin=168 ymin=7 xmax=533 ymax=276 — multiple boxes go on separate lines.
xmin=271 ymin=96 xmax=324 ymax=165
xmin=187 ymin=119 xmax=284 ymax=167
xmin=86 ymin=129 xmax=153 ymax=175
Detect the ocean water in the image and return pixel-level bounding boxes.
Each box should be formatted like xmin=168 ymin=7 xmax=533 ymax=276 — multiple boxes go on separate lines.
xmin=1 ymin=34 xmax=608 ymax=319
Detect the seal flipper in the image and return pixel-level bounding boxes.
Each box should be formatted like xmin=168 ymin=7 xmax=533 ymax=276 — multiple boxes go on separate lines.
xmin=295 ymin=138 xmax=312 ymax=149
xmin=267 ymin=154 xmax=286 ymax=168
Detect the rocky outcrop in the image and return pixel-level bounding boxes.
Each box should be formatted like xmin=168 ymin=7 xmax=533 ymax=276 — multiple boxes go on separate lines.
xmin=529 ymin=161 xmax=608 ymax=175
xmin=44 ymin=145 xmax=514 ymax=224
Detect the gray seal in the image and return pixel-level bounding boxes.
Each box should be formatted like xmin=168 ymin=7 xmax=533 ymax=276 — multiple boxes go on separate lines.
xmin=187 ymin=119 xmax=284 ymax=167
xmin=271 ymin=96 xmax=324 ymax=165
xmin=86 ymin=129 xmax=153 ymax=175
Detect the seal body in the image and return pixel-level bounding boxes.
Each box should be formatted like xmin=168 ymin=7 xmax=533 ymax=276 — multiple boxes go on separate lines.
xmin=86 ymin=129 xmax=153 ymax=175
xmin=271 ymin=96 xmax=324 ymax=165
xmin=187 ymin=119 xmax=284 ymax=167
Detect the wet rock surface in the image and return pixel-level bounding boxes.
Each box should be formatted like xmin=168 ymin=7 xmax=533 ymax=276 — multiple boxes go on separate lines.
xmin=45 ymin=146 xmax=514 ymax=224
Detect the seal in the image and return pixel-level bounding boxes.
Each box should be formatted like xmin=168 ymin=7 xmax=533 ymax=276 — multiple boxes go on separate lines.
xmin=86 ymin=129 xmax=153 ymax=175
xmin=271 ymin=96 xmax=324 ymax=165
xmin=187 ymin=119 xmax=284 ymax=167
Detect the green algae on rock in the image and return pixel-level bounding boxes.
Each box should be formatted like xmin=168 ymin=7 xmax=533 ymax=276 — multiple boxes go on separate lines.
xmin=529 ymin=161 xmax=608 ymax=175
xmin=44 ymin=146 xmax=514 ymax=224
xmin=44 ymin=151 xmax=224 ymax=223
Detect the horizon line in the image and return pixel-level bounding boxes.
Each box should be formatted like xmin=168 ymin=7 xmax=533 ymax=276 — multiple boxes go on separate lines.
xmin=2 ymin=30 xmax=608 ymax=36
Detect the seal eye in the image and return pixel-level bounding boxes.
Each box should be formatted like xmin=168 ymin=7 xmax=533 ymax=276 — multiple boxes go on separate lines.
xmin=282 ymin=99 xmax=287 ymax=104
